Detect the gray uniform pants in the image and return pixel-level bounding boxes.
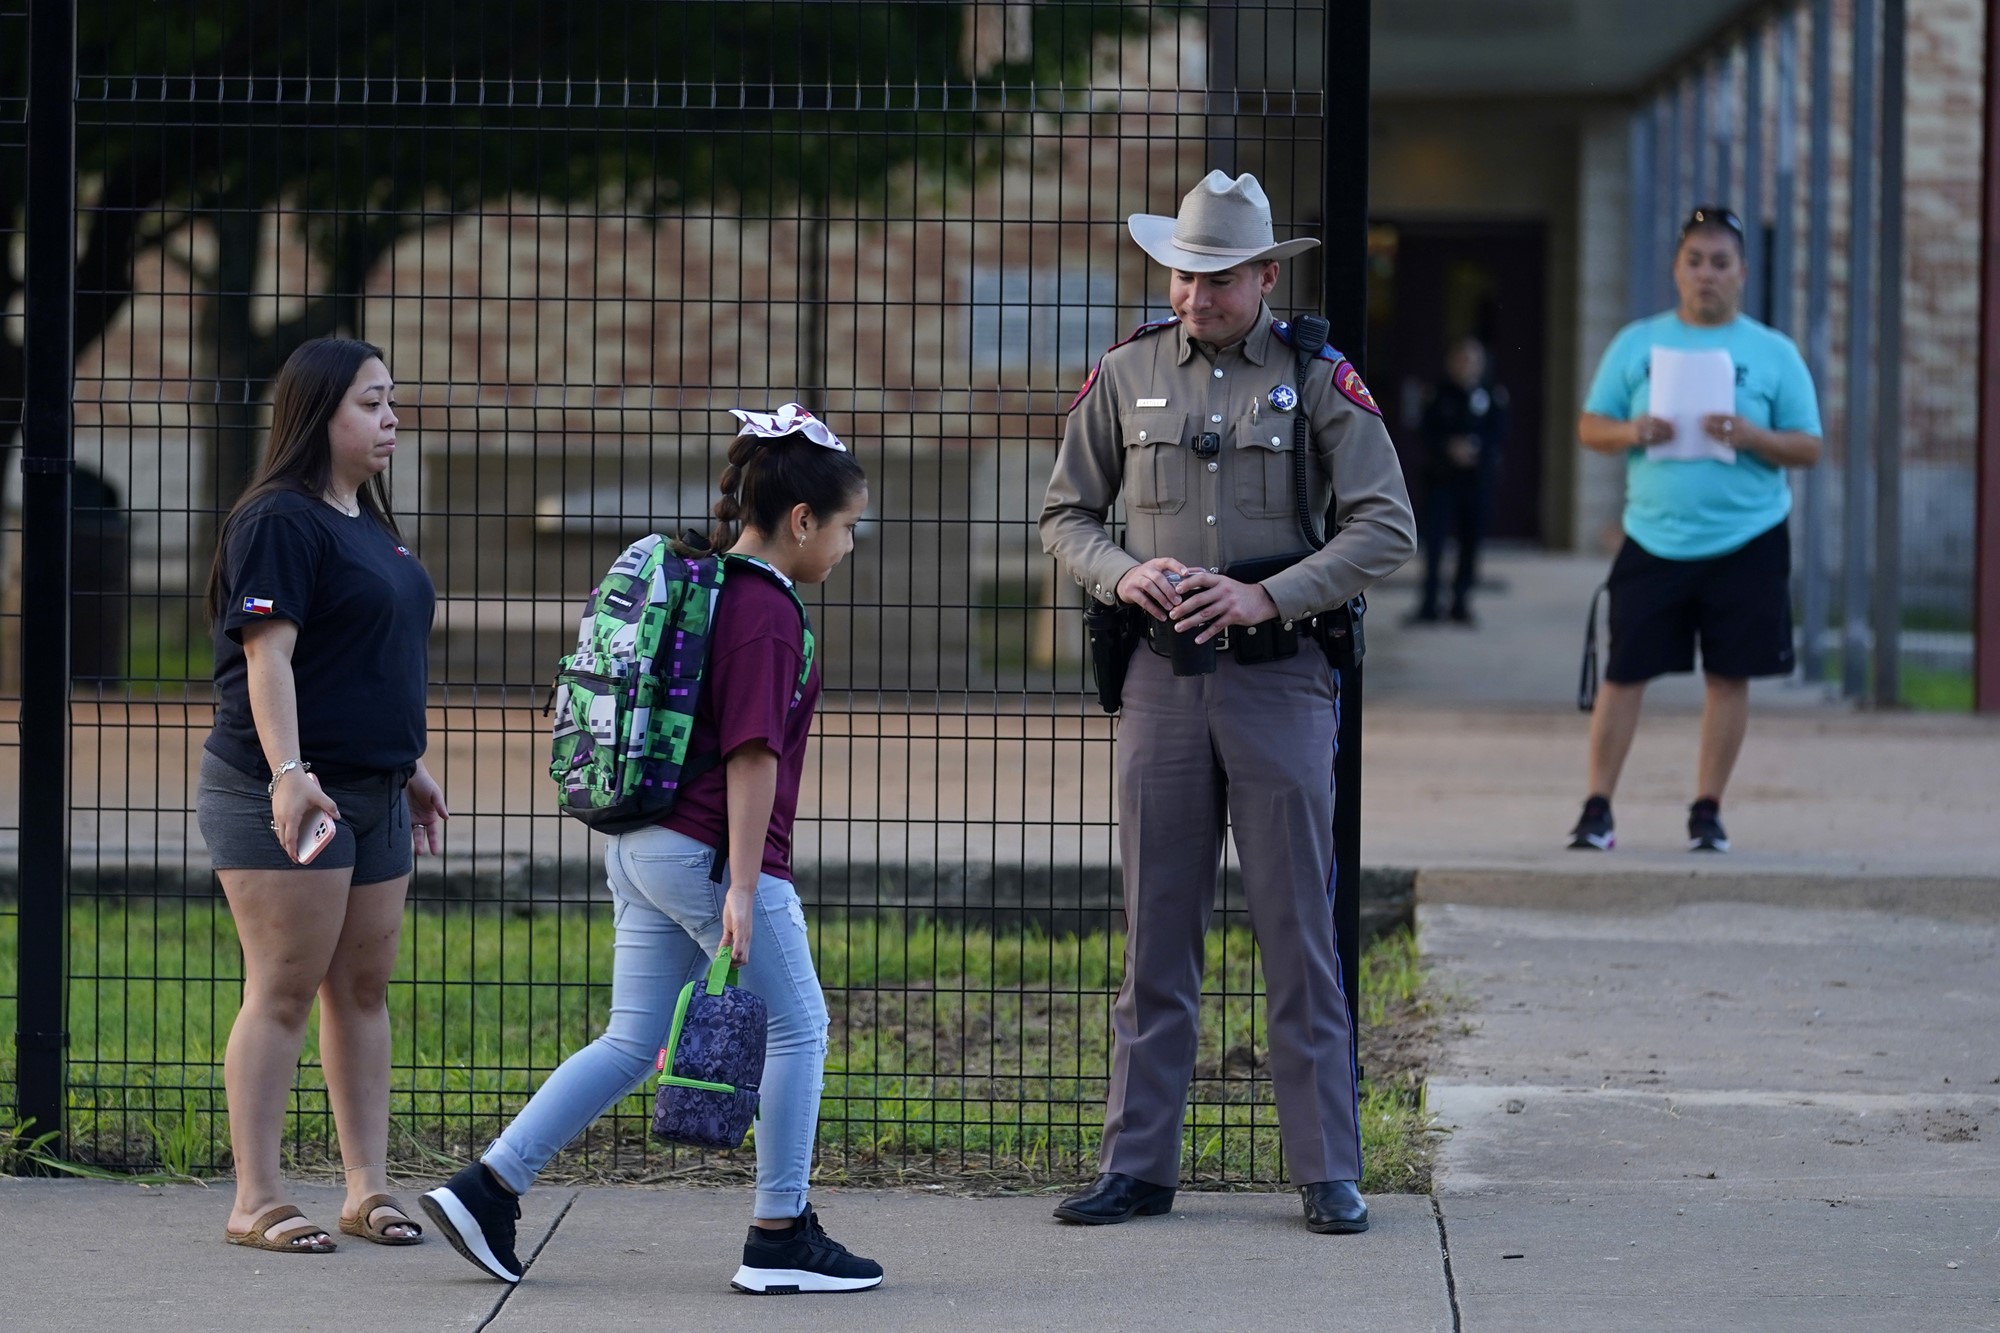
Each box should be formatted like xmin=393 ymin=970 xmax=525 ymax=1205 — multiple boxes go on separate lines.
xmin=1101 ymin=642 xmax=1362 ymax=1187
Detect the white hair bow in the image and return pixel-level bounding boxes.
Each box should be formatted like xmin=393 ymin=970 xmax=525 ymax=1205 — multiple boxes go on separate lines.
xmin=728 ymin=403 xmax=848 ymax=452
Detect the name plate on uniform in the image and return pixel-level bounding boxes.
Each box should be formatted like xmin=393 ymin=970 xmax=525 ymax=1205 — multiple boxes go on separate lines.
xmin=1136 ymin=398 xmax=1168 ymax=408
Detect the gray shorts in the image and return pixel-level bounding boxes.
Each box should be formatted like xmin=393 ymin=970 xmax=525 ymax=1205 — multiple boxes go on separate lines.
xmin=196 ymin=750 xmax=415 ymax=883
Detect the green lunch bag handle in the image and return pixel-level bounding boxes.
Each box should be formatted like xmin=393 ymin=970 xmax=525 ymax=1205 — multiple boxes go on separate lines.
xmin=657 ymin=951 xmax=744 ymax=1094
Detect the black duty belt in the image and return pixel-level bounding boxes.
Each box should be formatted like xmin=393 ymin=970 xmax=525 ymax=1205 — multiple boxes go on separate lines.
xmin=1145 ymin=610 xmax=1341 ymax=666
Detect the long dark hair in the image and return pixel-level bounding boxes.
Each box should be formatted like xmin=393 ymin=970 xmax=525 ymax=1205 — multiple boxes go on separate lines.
xmin=205 ymin=337 xmax=402 ymax=620
xmin=709 ymin=429 xmax=867 ymax=551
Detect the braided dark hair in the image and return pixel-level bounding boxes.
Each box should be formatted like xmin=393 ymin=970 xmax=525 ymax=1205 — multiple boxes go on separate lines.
xmin=710 ymin=429 xmax=867 ymax=550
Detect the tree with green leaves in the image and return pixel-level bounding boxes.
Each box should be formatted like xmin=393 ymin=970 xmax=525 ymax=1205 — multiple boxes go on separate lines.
xmin=0 ymin=0 xmax=1144 ymax=561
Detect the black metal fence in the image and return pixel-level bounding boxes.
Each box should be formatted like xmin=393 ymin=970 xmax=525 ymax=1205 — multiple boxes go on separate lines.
xmin=5 ymin=1 xmax=1363 ymax=1185
xmin=0 ymin=0 xmax=25 ymax=1151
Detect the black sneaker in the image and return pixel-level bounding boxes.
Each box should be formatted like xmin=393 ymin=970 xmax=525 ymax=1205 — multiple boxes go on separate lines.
xmin=731 ymin=1204 xmax=883 ymax=1294
xmin=421 ymin=1162 xmax=523 ymax=1283
xmin=1568 ymin=795 xmax=1615 ymax=850
xmin=1688 ymin=798 xmax=1730 ymax=852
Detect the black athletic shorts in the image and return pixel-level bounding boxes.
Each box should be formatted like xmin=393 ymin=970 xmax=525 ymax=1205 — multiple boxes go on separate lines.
xmin=1605 ymin=520 xmax=1796 ymax=683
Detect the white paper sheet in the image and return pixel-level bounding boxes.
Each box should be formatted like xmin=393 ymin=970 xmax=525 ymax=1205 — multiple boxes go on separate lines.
xmin=1645 ymin=346 xmax=1737 ymax=463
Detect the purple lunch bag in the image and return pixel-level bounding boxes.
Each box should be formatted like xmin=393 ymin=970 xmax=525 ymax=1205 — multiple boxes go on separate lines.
xmin=652 ymin=951 xmax=767 ymax=1150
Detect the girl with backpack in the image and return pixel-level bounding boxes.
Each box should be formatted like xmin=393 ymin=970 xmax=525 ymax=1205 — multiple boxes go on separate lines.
xmin=422 ymin=406 xmax=880 ymax=1295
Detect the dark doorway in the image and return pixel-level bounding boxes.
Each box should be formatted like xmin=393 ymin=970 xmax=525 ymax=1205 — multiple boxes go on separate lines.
xmin=1365 ymin=220 xmax=1548 ymax=543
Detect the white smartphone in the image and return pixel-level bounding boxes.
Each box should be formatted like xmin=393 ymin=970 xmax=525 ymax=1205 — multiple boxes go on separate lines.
xmin=292 ymin=775 xmax=338 ymax=864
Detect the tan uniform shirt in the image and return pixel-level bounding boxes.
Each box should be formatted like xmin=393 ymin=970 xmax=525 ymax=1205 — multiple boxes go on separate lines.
xmin=1040 ymin=305 xmax=1417 ymax=623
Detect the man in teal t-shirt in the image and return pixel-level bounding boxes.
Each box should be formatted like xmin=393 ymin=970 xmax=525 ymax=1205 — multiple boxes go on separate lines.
xmin=1568 ymin=207 xmax=1824 ymax=855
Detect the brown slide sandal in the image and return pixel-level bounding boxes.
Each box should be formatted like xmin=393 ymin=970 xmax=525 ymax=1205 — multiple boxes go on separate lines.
xmin=226 ymin=1204 xmax=338 ymax=1253
xmin=339 ymin=1193 xmax=425 ymax=1245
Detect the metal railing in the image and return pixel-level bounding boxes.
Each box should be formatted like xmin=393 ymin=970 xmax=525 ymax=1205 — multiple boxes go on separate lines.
xmin=5 ymin=0 xmax=1367 ymax=1186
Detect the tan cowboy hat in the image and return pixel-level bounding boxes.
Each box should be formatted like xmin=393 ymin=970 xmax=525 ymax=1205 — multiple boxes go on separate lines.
xmin=1127 ymin=170 xmax=1320 ymax=272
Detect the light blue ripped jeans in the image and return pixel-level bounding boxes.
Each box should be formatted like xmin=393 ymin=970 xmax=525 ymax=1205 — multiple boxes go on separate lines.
xmin=482 ymin=826 xmax=830 ymax=1220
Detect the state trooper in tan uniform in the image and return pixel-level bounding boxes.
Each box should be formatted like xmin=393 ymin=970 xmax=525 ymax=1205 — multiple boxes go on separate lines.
xmin=1041 ymin=171 xmax=1416 ymax=1234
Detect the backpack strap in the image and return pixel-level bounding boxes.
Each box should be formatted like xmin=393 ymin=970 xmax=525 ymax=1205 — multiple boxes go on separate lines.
xmin=1287 ymin=315 xmax=1332 ymax=552
xmin=720 ymin=554 xmax=817 ymax=706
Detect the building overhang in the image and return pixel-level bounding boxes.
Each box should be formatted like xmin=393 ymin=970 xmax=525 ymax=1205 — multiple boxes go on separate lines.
xmin=1373 ymin=0 xmax=1765 ymax=99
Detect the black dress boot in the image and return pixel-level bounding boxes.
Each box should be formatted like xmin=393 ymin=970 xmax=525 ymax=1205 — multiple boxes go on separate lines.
xmin=1052 ymin=1173 xmax=1176 ymax=1225
xmin=1300 ymin=1180 xmax=1369 ymax=1234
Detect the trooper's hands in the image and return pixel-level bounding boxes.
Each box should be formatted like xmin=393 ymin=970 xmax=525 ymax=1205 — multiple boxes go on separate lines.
xmin=719 ymin=883 xmax=755 ymax=966
xmin=1630 ymin=415 xmax=1674 ymax=447
xmin=1114 ymin=557 xmax=1192 ymax=619
xmin=1169 ymin=570 xmax=1281 ymax=645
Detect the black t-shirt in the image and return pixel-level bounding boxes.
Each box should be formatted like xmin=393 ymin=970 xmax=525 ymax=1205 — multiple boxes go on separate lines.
xmin=206 ymin=490 xmax=436 ymax=780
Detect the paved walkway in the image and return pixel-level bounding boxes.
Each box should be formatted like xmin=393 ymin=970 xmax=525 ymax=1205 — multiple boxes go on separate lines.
xmin=7 ymin=548 xmax=2000 ymax=1329
xmin=1384 ymin=551 xmax=2000 ymax=1330
xmin=1422 ymin=901 xmax=2000 ymax=1331
xmin=0 ymin=1180 xmax=1450 ymax=1331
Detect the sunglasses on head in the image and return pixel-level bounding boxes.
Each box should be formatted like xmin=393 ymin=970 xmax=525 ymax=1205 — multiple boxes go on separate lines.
xmin=1680 ymin=206 xmax=1745 ymax=240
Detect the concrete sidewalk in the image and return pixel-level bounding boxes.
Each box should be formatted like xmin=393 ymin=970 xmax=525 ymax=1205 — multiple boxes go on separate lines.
xmin=0 ymin=1178 xmax=1451 ymax=1331
xmin=1383 ymin=550 xmax=2000 ymax=1329
xmin=1422 ymin=901 xmax=2000 ymax=1332
xmin=8 ymin=549 xmax=2000 ymax=1330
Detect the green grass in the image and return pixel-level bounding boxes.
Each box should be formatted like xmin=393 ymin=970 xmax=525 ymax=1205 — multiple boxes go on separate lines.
xmin=1799 ymin=657 xmax=1973 ymax=712
xmin=120 ymin=596 xmax=214 ymax=688
xmin=3 ymin=902 xmax=1438 ymax=1192
xmin=1901 ymin=663 xmax=1974 ymax=713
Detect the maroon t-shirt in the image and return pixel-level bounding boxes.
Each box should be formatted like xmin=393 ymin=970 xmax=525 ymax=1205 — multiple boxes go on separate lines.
xmin=660 ymin=560 xmax=819 ymax=881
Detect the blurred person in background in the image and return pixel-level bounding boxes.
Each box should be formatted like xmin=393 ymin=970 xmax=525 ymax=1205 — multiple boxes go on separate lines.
xmin=1567 ymin=207 xmax=1822 ymax=855
xmin=1409 ymin=335 xmax=1509 ymax=626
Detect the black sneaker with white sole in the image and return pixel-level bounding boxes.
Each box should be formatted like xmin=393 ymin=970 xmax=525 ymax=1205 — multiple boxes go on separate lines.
xmin=1688 ymin=798 xmax=1730 ymax=852
xmin=1567 ymin=795 xmax=1615 ymax=850
xmin=421 ymin=1162 xmax=524 ymax=1283
xmin=731 ymin=1205 xmax=883 ymax=1295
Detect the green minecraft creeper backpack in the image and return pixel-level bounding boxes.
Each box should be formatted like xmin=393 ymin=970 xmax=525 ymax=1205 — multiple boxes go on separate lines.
xmin=548 ymin=536 xmax=813 ymax=833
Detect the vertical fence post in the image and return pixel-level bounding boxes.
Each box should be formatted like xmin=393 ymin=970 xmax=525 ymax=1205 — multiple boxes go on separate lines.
xmin=14 ymin=0 xmax=77 ymax=1150
xmin=1979 ymin=0 xmax=2000 ymax=712
xmin=1805 ymin=0 xmax=1835 ymax=682
xmin=1713 ymin=54 xmax=1735 ymax=211
xmin=1742 ymin=26 xmax=1765 ymax=323
xmin=1774 ymin=7 xmax=1813 ymax=676
xmin=1658 ymin=94 xmax=1679 ymax=311
xmin=1323 ymin=0 xmax=1370 ymax=1046
xmin=1691 ymin=68 xmax=1710 ymax=205
xmin=1772 ymin=14 xmax=1797 ymax=334
xmin=1629 ymin=107 xmax=1657 ymax=320
xmin=1842 ymin=0 xmax=1879 ymax=698
xmin=1872 ymin=0 xmax=1906 ymax=706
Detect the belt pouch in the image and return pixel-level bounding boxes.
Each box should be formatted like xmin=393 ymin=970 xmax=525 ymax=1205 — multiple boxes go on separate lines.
xmin=1230 ymin=618 xmax=1298 ymax=665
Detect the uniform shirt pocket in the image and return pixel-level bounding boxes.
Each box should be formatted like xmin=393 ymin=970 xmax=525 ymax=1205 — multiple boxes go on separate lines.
xmin=1123 ymin=408 xmax=1189 ymax=514
xmin=1233 ymin=421 xmax=1294 ymax=519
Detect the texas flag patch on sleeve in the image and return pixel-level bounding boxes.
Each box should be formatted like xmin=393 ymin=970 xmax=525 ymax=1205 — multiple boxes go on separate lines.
xmin=242 ymin=596 xmax=275 ymax=616
xmin=1333 ymin=359 xmax=1381 ymax=417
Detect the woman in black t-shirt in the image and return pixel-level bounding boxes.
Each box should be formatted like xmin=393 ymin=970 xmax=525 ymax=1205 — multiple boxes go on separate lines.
xmin=198 ymin=338 xmax=446 ymax=1254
